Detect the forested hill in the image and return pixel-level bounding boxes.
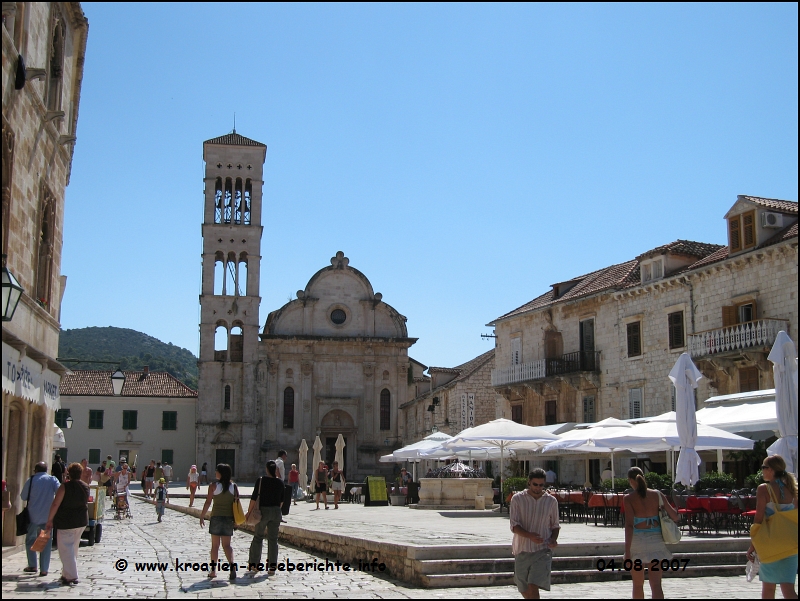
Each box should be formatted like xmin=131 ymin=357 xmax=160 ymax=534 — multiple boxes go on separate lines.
xmin=58 ymin=327 xmax=198 ymax=390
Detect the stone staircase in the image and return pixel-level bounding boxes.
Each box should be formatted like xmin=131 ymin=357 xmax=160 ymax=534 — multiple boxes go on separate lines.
xmin=412 ymin=539 xmax=749 ymax=588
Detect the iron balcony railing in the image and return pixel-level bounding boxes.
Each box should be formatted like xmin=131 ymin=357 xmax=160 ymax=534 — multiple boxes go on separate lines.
xmin=688 ymin=318 xmax=788 ymax=359
xmin=491 ymin=351 xmax=601 ymax=386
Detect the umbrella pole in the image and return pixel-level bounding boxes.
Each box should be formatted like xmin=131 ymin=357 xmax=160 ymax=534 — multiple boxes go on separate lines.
xmin=585 ymin=457 xmax=590 ymax=489
xmin=500 ymin=444 xmax=505 ymax=510
xmin=716 ymin=449 xmax=723 ymax=473
xmin=611 ymin=452 xmax=615 ymax=490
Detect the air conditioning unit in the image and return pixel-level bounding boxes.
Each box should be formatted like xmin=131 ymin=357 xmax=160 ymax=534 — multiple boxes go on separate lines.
xmin=761 ymin=212 xmax=784 ymax=228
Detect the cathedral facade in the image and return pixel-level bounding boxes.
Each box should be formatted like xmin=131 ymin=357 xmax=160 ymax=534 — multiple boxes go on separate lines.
xmin=197 ymin=132 xmax=415 ymax=481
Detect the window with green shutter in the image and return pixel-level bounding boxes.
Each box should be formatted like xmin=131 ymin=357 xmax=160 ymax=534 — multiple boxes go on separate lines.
xmin=55 ymin=408 xmax=71 ymax=428
xmin=162 ymin=411 xmax=177 ymax=431
xmin=627 ymin=322 xmax=642 ymax=357
xmin=122 ymin=410 xmax=138 ymax=430
xmin=668 ymin=312 xmax=684 ymax=349
xmin=161 ymin=449 xmax=174 ymax=465
xmin=88 ymin=448 xmax=101 ymax=464
xmin=89 ymin=410 xmax=104 ymax=429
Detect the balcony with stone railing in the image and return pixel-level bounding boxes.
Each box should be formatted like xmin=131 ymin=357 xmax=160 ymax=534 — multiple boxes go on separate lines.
xmin=491 ymin=351 xmax=600 ymax=386
xmin=688 ymin=318 xmax=789 ymax=359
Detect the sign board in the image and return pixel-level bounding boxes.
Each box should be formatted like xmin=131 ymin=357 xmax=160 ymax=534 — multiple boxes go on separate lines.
xmin=363 ymin=476 xmax=388 ymax=506
xmin=461 ymin=393 xmax=476 ymax=430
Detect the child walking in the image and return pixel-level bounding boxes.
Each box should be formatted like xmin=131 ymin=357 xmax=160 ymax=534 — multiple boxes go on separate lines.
xmin=155 ymin=478 xmax=168 ymax=522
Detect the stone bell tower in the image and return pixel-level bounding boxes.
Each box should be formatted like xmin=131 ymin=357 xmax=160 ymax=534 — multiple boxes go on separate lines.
xmin=197 ymin=131 xmax=266 ymax=479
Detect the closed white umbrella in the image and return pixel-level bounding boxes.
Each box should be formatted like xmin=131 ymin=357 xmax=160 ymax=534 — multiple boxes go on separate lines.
xmin=767 ymin=331 xmax=798 ymax=475
xmin=670 ymin=353 xmax=704 ymax=486
xmin=298 ymin=439 xmax=309 ymax=490
xmin=334 ymin=434 xmax=346 ymax=468
xmin=312 ymin=436 xmax=323 ymax=472
xmin=53 ymin=424 xmax=66 ymax=449
xmin=445 ymin=418 xmax=559 ymax=506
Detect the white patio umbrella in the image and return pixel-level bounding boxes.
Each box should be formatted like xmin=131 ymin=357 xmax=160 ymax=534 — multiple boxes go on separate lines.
xmin=541 ymin=417 xmax=634 ymax=489
xmin=670 ymin=353 xmax=704 ymax=486
xmin=298 ymin=439 xmax=309 ymax=490
xmin=334 ymin=434 xmax=346 ymax=468
xmin=767 ymin=331 xmax=799 ymax=475
xmin=590 ymin=412 xmax=754 ymax=454
xmin=445 ymin=419 xmax=559 ymax=506
xmin=312 ymin=436 xmax=323 ymax=472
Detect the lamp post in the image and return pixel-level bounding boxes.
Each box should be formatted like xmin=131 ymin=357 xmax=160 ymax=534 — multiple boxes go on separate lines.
xmin=65 ymin=415 xmax=73 ymax=429
xmin=1 ymin=254 xmax=24 ymax=322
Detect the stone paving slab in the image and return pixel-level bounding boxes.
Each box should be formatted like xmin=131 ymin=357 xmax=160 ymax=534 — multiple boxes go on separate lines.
xmin=2 ymin=495 xmax=781 ymax=599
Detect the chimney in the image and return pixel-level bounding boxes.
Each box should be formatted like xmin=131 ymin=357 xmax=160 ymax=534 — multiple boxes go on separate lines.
xmin=143 ymin=365 xmax=149 ymax=376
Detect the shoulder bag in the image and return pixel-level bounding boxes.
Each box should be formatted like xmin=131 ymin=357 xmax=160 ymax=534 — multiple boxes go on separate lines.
xmin=245 ymin=478 xmax=263 ymax=526
xmin=750 ymin=484 xmax=798 ymax=563
xmin=231 ymin=483 xmax=246 ymax=526
xmin=658 ymin=491 xmax=681 ymax=544
xmin=15 ymin=478 xmax=33 ymax=536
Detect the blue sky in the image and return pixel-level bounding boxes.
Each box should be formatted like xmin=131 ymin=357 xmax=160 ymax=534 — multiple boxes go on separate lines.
xmin=61 ymin=3 xmax=798 ymax=368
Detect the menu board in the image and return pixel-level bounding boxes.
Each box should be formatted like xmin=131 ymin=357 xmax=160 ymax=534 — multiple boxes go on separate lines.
xmin=364 ymin=476 xmax=388 ymax=506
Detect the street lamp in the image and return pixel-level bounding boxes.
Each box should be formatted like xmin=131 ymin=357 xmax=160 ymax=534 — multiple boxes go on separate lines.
xmin=1 ymin=254 xmax=24 ymax=322
xmin=111 ymin=369 xmax=125 ymax=396
xmin=65 ymin=415 xmax=73 ymax=429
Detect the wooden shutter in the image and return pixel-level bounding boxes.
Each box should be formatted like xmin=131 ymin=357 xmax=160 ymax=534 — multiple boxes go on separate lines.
xmin=627 ymin=322 xmax=641 ymax=357
xmin=668 ymin=312 xmax=684 ymax=349
xmin=722 ymin=306 xmax=738 ymax=327
xmin=629 ymin=388 xmax=642 ymax=419
xmin=583 ymin=396 xmax=595 ymax=423
xmin=511 ymin=338 xmax=521 ymax=366
xmin=580 ymin=319 xmax=595 ymax=353
xmin=545 ymin=400 xmax=557 ymax=425
xmin=729 ymin=217 xmax=741 ymax=252
xmin=739 ymin=367 xmax=759 ymax=393
xmin=742 ymin=211 xmax=756 ymax=248
xmin=511 ymin=404 xmax=523 ymax=424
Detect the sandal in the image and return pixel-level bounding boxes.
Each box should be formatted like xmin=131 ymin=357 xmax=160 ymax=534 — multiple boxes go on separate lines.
xmin=207 ymin=571 xmax=217 ymax=579
xmin=24 ymin=567 xmax=37 ymax=573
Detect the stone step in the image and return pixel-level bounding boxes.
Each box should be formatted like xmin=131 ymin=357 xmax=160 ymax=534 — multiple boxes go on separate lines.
xmin=415 ymin=551 xmax=748 ymax=575
xmin=408 ymin=538 xmax=749 ymax=561
xmin=420 ymin=564 xmax=746 ymax=588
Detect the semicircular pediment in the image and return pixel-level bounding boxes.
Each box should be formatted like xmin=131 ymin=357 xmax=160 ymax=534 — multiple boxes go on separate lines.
xmin=320 ymin=409 xmax=355 ymax=430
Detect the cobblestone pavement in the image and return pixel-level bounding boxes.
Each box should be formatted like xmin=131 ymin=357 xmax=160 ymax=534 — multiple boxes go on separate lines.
xmin=1 ymin=497 xmax=783 ymax=598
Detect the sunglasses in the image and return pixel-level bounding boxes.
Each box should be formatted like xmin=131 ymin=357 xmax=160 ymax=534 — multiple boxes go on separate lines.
xmin=529 ymin=482 xmax=545 ymax=487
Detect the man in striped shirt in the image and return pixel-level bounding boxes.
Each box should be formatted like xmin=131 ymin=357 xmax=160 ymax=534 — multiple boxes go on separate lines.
xmin=510 ymin=468 xmax=560 ymax=598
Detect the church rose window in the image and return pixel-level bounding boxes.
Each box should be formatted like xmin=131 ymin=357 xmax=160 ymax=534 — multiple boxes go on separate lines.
xmin=331 ymin=309 xmax=346 ymax=325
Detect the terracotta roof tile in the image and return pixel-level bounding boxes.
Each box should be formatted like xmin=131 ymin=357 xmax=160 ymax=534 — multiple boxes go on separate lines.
xmin=740 ymin=196 xmax=798 ymax=214
xmin=684 ymin=246 xmax=730 ymax=270
xmin=204 ymin=132 xmax=266 ymax=147
xmin=637 ymin=240 xmax=724 ymax=260
xmin=60 ymin=370 xmax=198 ymax=397
xmin=760 ymin=221 xmax=798 ymax=247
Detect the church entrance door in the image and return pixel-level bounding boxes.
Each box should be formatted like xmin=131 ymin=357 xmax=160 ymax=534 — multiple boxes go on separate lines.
xmin=325 ymin=437 xmax=346 ymax=474
xmin=215 ymin=449 xmax=236 ymax=476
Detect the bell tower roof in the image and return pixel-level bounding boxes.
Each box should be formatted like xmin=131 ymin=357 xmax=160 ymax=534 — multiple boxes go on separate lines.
xmin=204 ymin=132 xmax=266 ymax=147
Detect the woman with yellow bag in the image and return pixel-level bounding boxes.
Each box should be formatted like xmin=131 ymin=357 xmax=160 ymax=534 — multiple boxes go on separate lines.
xmin=199 ymin=464 xmax=241 ymax=581
xmin=746 ymin=455 xmax=798 ymax=599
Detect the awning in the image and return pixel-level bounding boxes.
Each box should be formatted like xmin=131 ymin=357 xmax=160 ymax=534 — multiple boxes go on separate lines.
xmin=2 ymin=342 xmax=20 ymax=394
xmin=696 ymin=401 xmax=778 ymax=435
xmin=16 ymin=355 xmax=42 ymax=403
xmin=41 ymin=368 xmax=61 ymax=410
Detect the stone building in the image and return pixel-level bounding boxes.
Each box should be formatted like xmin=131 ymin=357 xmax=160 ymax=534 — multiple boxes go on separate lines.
xmin=489 ymin=196 xmax=797 ymax=484
xmin=197 ymin=132 xmax=417 ymax=480
xmin=400 ymin=349 xmax=502 ymax=445
xmin=58 ymin=369 xmax=198 ymax=478
xmin=1 ymin=2 xmax=88 ymax=546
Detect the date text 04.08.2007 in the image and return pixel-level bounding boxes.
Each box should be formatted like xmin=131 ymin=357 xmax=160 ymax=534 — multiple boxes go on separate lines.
xmin=596 ymin=558 xmax=690 ymax=572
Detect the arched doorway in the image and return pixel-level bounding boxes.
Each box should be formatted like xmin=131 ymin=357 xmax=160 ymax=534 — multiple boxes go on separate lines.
xmin=320 ymin=409 xmax=355 ymax=474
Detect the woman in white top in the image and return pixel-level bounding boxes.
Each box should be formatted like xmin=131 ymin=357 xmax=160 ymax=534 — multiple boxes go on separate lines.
xmin=186 ymin=465 xmax=200 ymax=507
xmin=115 ymin=463 xmax=132 ymax=511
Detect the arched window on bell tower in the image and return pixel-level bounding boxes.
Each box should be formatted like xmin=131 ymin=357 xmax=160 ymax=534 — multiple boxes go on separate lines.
xmin=47 ymin=12 xmax=65 ymax=115
xmin=223 ymin=384 xmax=231 ymax=411
xmin=214 ymin=178 xmax=223 ymax=223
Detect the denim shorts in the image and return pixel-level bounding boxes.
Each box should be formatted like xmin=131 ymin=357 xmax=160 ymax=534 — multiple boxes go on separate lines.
xmin=209 ymin=516 xmax=234 ymax=537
